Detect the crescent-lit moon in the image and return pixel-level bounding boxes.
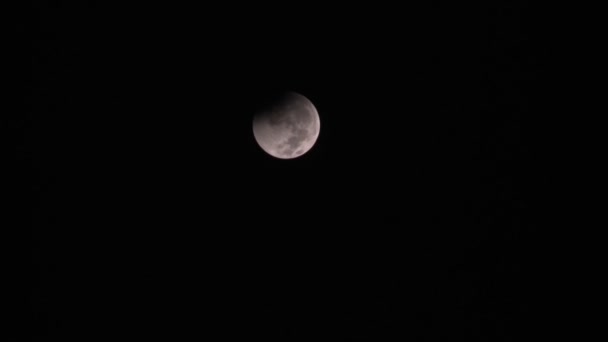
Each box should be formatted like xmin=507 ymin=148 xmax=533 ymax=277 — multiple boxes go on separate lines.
xmin=252 ymin=91 xmax=320 ymax=159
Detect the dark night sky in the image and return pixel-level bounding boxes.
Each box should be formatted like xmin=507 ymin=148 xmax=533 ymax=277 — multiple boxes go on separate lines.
xmin=18 ymin=1 xmax=547 ymax=341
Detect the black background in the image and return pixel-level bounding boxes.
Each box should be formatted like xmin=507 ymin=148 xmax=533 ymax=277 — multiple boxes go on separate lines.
xmin=19 ymin=1 xmax=546 ymax=341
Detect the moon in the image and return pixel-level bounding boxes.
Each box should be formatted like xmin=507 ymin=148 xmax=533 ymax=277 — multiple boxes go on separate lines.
xmin=253 ymin=91 xmax=320 ymax=159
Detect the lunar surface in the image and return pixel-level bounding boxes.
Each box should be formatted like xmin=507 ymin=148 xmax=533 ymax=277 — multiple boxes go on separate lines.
xmin=253 ymin=92 xmax=320 ymax=159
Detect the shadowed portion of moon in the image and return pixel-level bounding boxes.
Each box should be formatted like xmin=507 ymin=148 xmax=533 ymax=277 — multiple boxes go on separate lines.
xmin=253 ymin=92 xmax=320 ymax=159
